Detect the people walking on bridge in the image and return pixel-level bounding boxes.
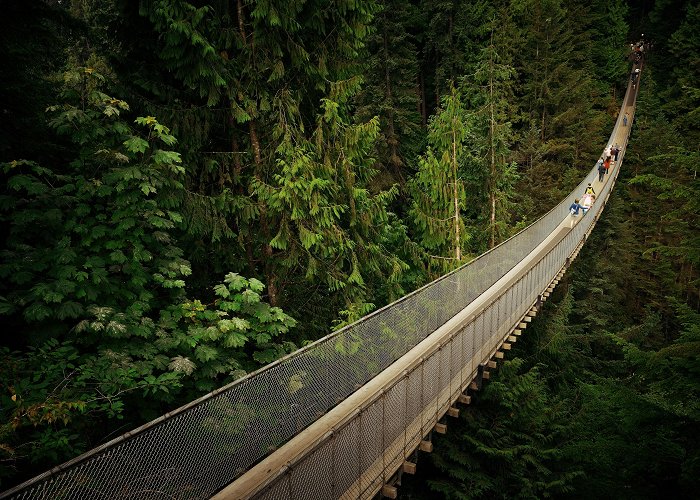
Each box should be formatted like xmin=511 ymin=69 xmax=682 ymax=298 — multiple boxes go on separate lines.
xmin=624 ymin=113 xmax=629 ymax=126
xmin=581 ymin=193 xmax=595 ymax=215
xmin=632 ymin=68 xmax=640 ymax=87
xmin=612 ymin=144 xmax=620 ymax=162
xmin=598 ymin=160 xmax=606 ymax=182
xmin=603 ymin=157 xmax=611 ymax=175
xmin=585 ymin=183 xmax=596 ymax=195
xmin=604 ymin=145 xmax=612 ymax=161
xmin=569 ymin=199 xmax=583 ymax=227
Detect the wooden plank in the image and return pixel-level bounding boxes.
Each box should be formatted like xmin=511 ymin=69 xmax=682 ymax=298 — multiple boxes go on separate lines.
xmin=524 ymin=316 xmax=532 ymax=323
xmin=419 ymin=440 xmax=433 ymax=453
xmin=487 ymin=360 xmax=497 ymax=369
xmin=435 ymin=423 xmax=447 ymax=434
xmin=512 ymin=329 xmax=522 ymax=336
xmin=502 ymin=343 xmax=511 ymax=350
xmin=469 ymin=381 xmax=479 ymax=390
xmin=402 ymin=462 xmax=417 ymax=475
xmin=458 ymin=394 xmax=471 ymax=404
xmin=482 ymin=371 xmax=490 ymax=380
xmin=447 ymin=407 xmax=459 ymax=418
xmin=519 ymin=322 xmax=527 ymax=329
xmin=381 ymin=485 xmax=398 ymax=499
xmin=507 ymin=335 xmax=516 ymax=343
xmin=495 ymin=351 xmax=504 ymax=359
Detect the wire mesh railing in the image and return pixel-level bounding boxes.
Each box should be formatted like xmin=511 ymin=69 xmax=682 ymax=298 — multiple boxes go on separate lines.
xmin=1 ymin=74 xmax=638 ymax=500
xmin=247 ymin=87 xmax=634 ymax=498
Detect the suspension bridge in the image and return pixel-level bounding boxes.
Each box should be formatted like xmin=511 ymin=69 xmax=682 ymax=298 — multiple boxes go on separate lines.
xmin=1 ymin=69 xmax=642 ymax=500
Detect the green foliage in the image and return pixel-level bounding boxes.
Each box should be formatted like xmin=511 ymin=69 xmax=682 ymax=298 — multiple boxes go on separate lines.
xmin=460 ymin=9 xmax=520 ymax=250
xmin=587 ymin=0 xmax=630 ymax=90
xmin=256 ymin=78 xmax=409 ymax=325
xmin=620 ymin=301 xmax=700 ymax=421
xmin=511 ymin=0 xmax=610 ymax=214
xmin=355 ymin=0 xmax=423 ymax=185
xmin=428 ymin=359 xmax=582 ymax=499
xmin=5 ymin=0 xmax=699 ymax=495
xmin=167 ymin=272 xmax=297 ymax=391
xmin=0 ymin=55 xmax=297 ymax=486
xmin=410 ymin=85 xmax=470 ymax=271
xmin=0 ymin=339 xmax=181 ymax=483
xmin=0 ymin=61 xmax=189 ymax=327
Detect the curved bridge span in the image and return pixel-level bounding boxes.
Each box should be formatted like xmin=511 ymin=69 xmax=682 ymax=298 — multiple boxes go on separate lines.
xmin=2 ymin=74 xmax=641 ymax=500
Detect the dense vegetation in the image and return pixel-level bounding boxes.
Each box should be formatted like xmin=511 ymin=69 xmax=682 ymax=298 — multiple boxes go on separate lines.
xmin=401 ymin=1 xmax=700 ymax=498
xmin=0 ymin=0 xmax=696 ymax=495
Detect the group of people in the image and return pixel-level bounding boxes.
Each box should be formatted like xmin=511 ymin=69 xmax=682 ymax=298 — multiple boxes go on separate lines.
xmin=568 ymin=143 xmax=621 ymax=227
xmin=630 ymin=36 xmax=650 ymax=88
xmin=569 ymin=185 xmax=596 ymax=227
xmin=632 ymin=67 xmax=641 ymax=87
xmin=597 ymin=144 xmax=620 ymax=181
xmin=629 ymin=35 xmax=652 ymax=64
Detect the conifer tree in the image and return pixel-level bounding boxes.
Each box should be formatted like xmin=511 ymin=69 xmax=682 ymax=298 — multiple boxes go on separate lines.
xmin=355 ymin=0 xmax=422 ymax=186
xmin=463 ymin=10 xmax=519 ymax=249
xmin=130 ymin=0 xmax=388 ymax=321
xmin=512 ymin=0 xmax=607 ymax=214
xmin=421 ymin=0 xmax=490 ymax=109
xmin=427 ymin=359 xmax=582 ymax=499
xmin=586 ymin=0 xmax=630 ymax=92
xmin=410 ymin=86 xmax=469 ymax=271
xmin=0 ymin=59 xmax=298 ymax=485
xmin=255 ymin=78 xmax=408 ymax=325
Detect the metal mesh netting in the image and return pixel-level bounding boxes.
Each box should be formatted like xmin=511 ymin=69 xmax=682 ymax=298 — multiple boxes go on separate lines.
xmin=2 ymin=79 xmax=635 ymax=500
xmin=255 ymin=137 xmax=625 ymax=500
xmin=253 ymin=84 xmax=634 ymax=500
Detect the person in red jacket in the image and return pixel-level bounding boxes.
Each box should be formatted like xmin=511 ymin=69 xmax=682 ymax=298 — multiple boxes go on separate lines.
xmin=598 ymin=160 xmax=606 ymax=182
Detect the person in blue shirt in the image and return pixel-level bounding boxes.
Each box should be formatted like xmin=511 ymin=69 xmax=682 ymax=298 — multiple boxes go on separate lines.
xmin=569 ymin=198 xmax=583 ymax=228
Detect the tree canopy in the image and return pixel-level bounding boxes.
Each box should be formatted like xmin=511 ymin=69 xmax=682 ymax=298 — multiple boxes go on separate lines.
xmin=0 ymin=0 xmax=697 ymax=494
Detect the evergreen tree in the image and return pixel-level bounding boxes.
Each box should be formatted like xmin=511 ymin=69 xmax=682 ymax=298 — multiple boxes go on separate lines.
xmin=428 ymin=359 xmax=582 ymax=499
xmin=512 ymin=0 xmax=608 ymax=214
xmin=254 ymin=78 xmax=409 ymax=325
xmin=0 ymin=60 xmax=296 ymax=488
xmin=129 ymin=0 xmax=405 ymax=333
xmin=355 ymin=0 xmax=423 ymax=187
xmin=410 ymin=86 xmax=470 ymax=272
xmin=587 ymin=0 xmax=630 ymax=92
xmin=462 ymin=10 xmax=519 ymax=250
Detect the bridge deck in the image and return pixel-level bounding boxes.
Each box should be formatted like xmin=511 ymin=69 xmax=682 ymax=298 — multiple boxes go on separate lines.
xmin=1 ymin=66 xmax=641 ymax=500
xmin=214 ymin=76 xmax=640 ymax=499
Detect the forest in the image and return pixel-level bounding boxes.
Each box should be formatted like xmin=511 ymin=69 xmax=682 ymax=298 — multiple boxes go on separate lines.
xmin=0 ymin=0 xmax=698 ymax=497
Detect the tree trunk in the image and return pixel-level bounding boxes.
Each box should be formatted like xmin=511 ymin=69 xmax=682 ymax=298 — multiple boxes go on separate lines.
xmin=252 ymin=126 xmax=277 ymax=306
xmin=262 ymin=229 xmax=279 ymax=307
xmin=249 ymin=121 xmax=262 ymax=167
xmin=343 ymin=155 xmax=357 ymax=227
xmin=452 ymin=125 xmax=461 ymax=262
xmin=236 ymin=0 xmax=247 ymax=44
xmin=228 ymin=112 xmax=243 ymax=191
xmin=382 ymin=20 xmax=400 ymax=176
xmin=448 ymin=12 xmax=454 ymax=81
xmin=237 ymin=0 xmax=277 ymax=305
xmin=489 ymin=28 xmax=497 ymax=249
xmin=419 ymin=69 xmax=427 ymax=126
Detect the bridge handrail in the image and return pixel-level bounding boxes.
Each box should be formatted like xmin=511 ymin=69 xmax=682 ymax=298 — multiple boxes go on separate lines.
xmin=223 ymin=73 xmax=638 ymax=499
xmin=1 ymin=71 xmax=639 ymax=500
